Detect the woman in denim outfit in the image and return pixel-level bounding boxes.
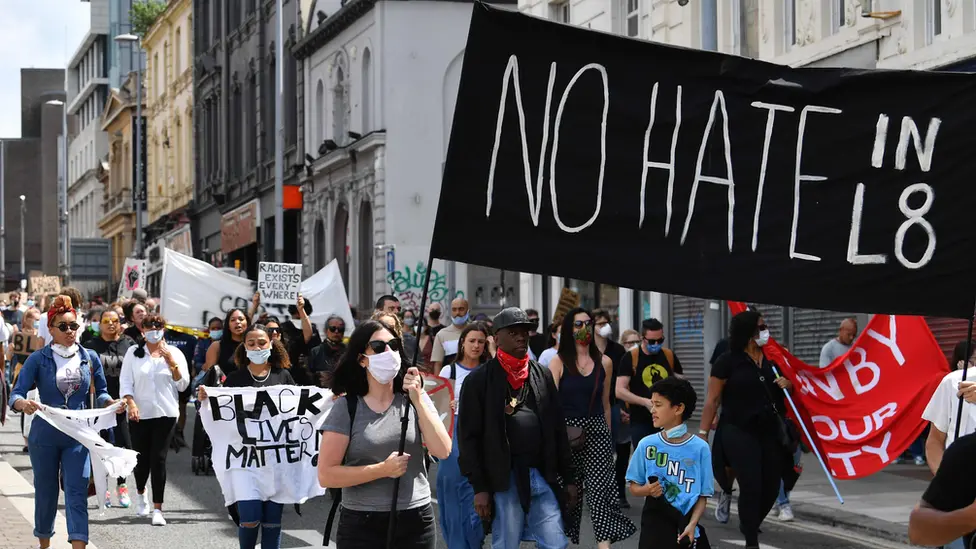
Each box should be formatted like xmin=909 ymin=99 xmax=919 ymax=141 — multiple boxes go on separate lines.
xmin=8 ymin=296 xmax=115 ymax=549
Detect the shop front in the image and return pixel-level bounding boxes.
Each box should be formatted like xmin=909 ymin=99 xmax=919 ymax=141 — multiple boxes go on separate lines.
xmin=220 ymin=199 xmax=260 ymax=279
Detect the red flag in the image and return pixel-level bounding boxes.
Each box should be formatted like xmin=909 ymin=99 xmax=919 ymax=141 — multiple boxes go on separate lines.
xmin=728 ymin=302 xmax=948 ymax=479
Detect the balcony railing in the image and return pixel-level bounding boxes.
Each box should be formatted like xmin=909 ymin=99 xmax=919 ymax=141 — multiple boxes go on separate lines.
xmin=103 ymin=188 xmax=133 ymax=217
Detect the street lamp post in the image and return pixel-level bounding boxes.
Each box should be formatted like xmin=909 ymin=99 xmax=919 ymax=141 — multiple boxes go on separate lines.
xmin=19 ymin=195 xmax=26 ymax=289
xmin=45 ymin=99 xmax=69 ymax=281
xmin=274 ymin=0 xmax=284 ymax=263
xmin=114 ymin=33 xmax=145 ymax=259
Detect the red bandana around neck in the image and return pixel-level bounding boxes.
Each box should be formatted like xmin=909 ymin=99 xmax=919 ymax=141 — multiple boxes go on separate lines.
xmin=496 ymin=348 xmax=530 ymax=390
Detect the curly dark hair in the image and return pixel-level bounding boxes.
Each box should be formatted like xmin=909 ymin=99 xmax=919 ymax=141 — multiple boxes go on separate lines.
xmin=234 ymin=324 xmax=291 ymax=370
xmin=331 ymin=320 xmax=404 ymax=396
xmin=650 ymin=376 xmax=697 ymax=421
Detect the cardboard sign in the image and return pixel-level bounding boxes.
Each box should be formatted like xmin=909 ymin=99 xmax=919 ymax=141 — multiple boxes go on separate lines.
xmin=11 ymin=333 xmax=45 ymax=355
xmin=257 ymin=262 xmax=302 ymax=306
xmin=29 ymin=276 xmax=60 ymax=296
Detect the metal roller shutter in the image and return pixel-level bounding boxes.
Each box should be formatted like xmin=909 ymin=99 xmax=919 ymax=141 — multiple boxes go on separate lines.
xmin=790 ymin=309 xmax=856 ymax=366
xmin=925 ymin=317 xmax=971 ymax=364
xmin=670 ymin=295 xmax=706 ymax=419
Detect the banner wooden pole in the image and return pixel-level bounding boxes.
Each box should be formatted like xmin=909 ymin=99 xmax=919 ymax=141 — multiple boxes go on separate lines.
xmin=951 ymin=316 xmax=975 ymax=442
xmin=771 ymin=365 xmax=845 ymax=504
xmin=387 ymin=253 xmax=436 ymax=549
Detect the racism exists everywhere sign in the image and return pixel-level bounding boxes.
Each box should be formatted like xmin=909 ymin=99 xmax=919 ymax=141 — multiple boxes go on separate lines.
xmin=258 ymin=262 xmax=303 ymax=306
xmin=433 ymin=4 xmax=976 ymax=318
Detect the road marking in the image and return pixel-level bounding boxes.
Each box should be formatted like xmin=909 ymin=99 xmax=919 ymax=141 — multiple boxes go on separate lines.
xmin=722 ymin=541 xmax=782 ymax=549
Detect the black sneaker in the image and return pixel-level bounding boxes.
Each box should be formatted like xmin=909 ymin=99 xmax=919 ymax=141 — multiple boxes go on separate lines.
xmin=619 ymin=496 xmax=630 ymax=509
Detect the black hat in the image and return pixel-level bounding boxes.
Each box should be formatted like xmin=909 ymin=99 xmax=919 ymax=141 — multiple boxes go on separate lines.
xmin=493 ymin=307 xmax=536 ymax=333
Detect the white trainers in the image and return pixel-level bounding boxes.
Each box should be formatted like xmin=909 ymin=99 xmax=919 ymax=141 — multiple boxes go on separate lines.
xmin=135 ymin=493 xmax=151 ymax=517
xmin=151 ymin=509 xmax=166 ymax=526
xmin=778 ymin=503 xmax=795 ymax=522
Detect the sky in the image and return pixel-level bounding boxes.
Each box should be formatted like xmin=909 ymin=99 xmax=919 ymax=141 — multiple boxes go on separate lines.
xmin=0 ymin=0 xmax=91 ymax=138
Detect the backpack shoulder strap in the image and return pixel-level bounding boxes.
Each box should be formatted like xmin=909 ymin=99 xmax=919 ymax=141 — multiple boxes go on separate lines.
xmin=663 ymin=348 xmax=675 ymax=370
xmin=323 ymin=395 xmax=357 ymax=545
xmin=629 ymin=347 xmax=639 ymax=375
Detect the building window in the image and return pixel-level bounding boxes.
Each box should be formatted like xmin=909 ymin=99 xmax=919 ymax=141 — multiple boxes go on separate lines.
xmin=175 ymin=28 xmax=182 ymax=75
xmin=827 ymin=0 xmax=844 ymax=35
xmin=361 ymin=49 xmax=371 ymax=132
xmin=232 ymin=84 xmax=243 ymax=178
xmin=201 ymin=0 xmax=210 ymax=48
xmin=626 ymin=0 xmax=639 ymax=37
xmin=247 ymin=72 xmax=257 ymax=170
xmin=265 ymin=57 xmax=276 ymax=162
xmin=175 ymin=116 xmax=182 ymax=188
xmin=701 ymin=0 xmax=718 ymax=51
xmin=332 ymin=64 xmax=348 ymax=145
xmin=784 ymin=0 xmax=796 ymax=51
xmin=926 ymin=0 xmax=942 ymax=44
xmin=314 ymin=219 xmax=325 ymax=271
xmin=315 ymin=79 xmax=325 ymax=145
xmin=153 ymin=53 xmax=160 ymax=98
xmin=736 ymin=0 xmax=759 ymax=57
xmin=550 ymin=1 xmax=570 ymax=23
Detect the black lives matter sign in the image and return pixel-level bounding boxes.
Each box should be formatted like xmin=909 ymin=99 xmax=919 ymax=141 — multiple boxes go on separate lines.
xmin=257 ymin=262 xmax=302 ymax=306
xmin=433 ymin=4 xmax=976 ymax=319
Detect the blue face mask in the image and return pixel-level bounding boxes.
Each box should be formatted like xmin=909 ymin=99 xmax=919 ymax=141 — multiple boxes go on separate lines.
xmin=32 ymin=320 xmax=40 ymax=330
xmin=645 ymin=342 xmax=663 ymax=355
xmin=210 ymin=329 xmax=223 ymax=340
xmin=452 ymin=313 xmax=469 ymax=326
xmin=246 ymin=348 xmax=272 ymax=365
xmin=26 ymin=300 xmax=34 ymax=308
xmin=665 ymin=423 xmax=688 ymax=438
xmin=91 ymin=323 xmax=100 ymax=335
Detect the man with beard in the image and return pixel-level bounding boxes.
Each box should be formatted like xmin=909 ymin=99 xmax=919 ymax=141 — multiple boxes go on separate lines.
xmin=308 ymin=315 xmax=347 ymax=388
xmin=458 ymin=307 xmax=578 ymax=549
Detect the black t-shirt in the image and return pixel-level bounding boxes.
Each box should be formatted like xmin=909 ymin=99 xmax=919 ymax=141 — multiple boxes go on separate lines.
xmin=165 ymin=329 xmax=198 ymax=370
xmin=922 ymin=433 xmax=976 ymax=548
xmin=224 ymin=367 xmax=296 ymax=388
xmin=603 ymin=339 xmax=626 ymax=407
xmin=709 ymin=338 xmax=730 ymax=365
xmin=2 ymin=308 xmax=23 ymax=328
xmin=711 ymin=350 xmax=786 ymax=432
xmin=507 ymin=389 xmax=544 ymax=469
xmin=615 ymin=347 xmax=683 ymax=426
xmin=529 ymin=333 xmax=549 ymax=359
xmin=83 ymin=336 xmax=136 ymax=399
xmin=309 ymin=341 xmax=346 ymax=374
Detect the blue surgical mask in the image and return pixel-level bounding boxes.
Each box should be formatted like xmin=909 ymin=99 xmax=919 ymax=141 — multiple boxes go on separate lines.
xmin=210 ymin=329 xmax=223 ymax=340
xmin=25 ymin=300 xmax=34 ymax=308
xmin=646 ymin=342 xmax=663 ymax=355
xmin=91 ymin=323 xmax=100 ymax=335
xmin=452 ymin=313 xmax=469 ymax=326
xmin=665 ymin=424 xmax=688 ymax=439
xmin=32 ymin=320 xmax=40 ymax=330
xmin=145 ymin=330 xmax=165 ymax=344
xmin=246 ymin=348 xmax=272 ymax=365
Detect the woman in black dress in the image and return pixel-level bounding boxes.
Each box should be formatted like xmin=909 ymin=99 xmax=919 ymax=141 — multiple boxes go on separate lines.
xmin=204 ymin=308 xmax=248 ymax=375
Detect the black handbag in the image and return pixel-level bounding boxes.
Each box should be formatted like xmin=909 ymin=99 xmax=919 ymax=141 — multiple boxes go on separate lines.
xmin=754 ymin=362 xmax=799 ymax=453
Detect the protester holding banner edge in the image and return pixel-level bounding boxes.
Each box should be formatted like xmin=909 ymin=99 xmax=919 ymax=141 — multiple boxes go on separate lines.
xmin=8 ymin=295 xmax=118 ymax=549
xmin=317 ymin=319 xmax=450 ymax=548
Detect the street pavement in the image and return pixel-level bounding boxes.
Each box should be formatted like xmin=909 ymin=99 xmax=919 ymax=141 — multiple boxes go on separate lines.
xmin=0 ymin=407 xmax=917 ymax=549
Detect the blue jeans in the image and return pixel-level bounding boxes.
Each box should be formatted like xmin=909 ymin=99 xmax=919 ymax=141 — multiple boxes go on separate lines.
xmin=776 ymin=446 xmax=804 ymax=506
xmin=30 ymin=429 xmax=91 ymax=543
xmin=492 ymin=468 xmax=568 ymax=549
xmin=237 ymin=499 xmax=284 ymax=549
xmin=946 ymin=537 xmax=966 ymax=549
xmin=437 ymin=423 xmax=484 ymax=549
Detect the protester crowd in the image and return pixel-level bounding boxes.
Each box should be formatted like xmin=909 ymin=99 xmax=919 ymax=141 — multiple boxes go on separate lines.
xmin=1 ymin=285 xmax=974 ymax=549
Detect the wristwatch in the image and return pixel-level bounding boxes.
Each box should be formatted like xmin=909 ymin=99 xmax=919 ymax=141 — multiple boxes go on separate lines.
xmin=698 ymin=429 xmax=709 ymax=436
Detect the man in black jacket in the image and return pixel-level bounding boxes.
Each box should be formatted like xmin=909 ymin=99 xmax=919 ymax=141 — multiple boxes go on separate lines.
xmin=458 ymin=307 xmax=578 ymax=549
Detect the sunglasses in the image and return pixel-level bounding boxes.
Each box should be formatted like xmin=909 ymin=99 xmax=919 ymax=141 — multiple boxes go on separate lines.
xmin=101 ymin=318 xmax=120 ymax=325
xmin=644 ymin=337 xmax=665 ymax=345
xmin=757 ymin=324 xmax=769 ymax=332
xmin=145 ymin=320 xmax=165 ymax=330
xmin=327 ymin=325 xmax=344 ymax=333
xmin=573 ymin=320 xmax=594 ymax=328
xmin=367 ymin=339 xmax=402 ymax=355
xmin=57 ymin=322 xmax=81 ymax=333
xmin=267 ymin=327 xmax=282 ymax=335
xmin=623 ymin=339 xmax=640 ymax=346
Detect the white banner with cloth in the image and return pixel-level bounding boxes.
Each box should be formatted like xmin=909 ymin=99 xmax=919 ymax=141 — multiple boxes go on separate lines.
xmin=159 ymin=249 xmax=354 ymax=335
xmin=34 ymin=403 xmax=139 ymax=510
xmin=199 ymin=385 xmax=335 ymax=506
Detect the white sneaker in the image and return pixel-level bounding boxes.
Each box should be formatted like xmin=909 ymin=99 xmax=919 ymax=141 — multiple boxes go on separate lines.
xmin=151 ymin=509 xmax=166 ymax=526
xmin=778 ymin=504 xmax=794 ymax=522
xmin=135 ymin=493 xmax=151 ymax=517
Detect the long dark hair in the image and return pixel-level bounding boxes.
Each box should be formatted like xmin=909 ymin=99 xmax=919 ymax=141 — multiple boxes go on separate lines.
xmin=234 ymin=324 xmax=292 ymax=370
xmin=456 ymin=321 xmax=491 ymax=365
xmin=556 ymin=307 xmax=603 ymax=376
xmin=331 ymin=320 xmax=405 ymax=397
xmin=729 ymin=310 xmax=762 ymax=352
xmin=222 ymin=308 xmax=249 ymax=347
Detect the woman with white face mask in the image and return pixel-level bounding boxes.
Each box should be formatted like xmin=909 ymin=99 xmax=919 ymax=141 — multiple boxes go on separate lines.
xmin=198 ymin=324 xmax=296 ymax=549
xmin=317 ymin=320 xmax=451 ymax=549
xmin=119 ymin=313 xmax=190 ymax=527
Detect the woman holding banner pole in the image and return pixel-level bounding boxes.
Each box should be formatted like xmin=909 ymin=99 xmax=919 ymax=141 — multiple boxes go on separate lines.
xmin=198 ymin=323 xmax=296 ymax=549
xmin=120 ymin=312 xmax=190 ymax=526
xmin=698 ymin=310 xmax=796 ymax=549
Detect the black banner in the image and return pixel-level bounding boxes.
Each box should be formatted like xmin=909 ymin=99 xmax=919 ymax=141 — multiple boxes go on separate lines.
xmin=131 ymin=115 xmax=147 ymax=211
xmin=432 ymin=3 xmax=976 ymax=319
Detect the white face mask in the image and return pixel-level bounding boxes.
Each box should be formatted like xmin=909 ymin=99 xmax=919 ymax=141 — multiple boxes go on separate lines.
xmin=367 ymin=349 xmax=402 ymax=385
xmin=755 ymin=329 xmax=770 ymax=347
xmin=145 ymin=330 xmax=165 ymax=344
xmin=625 ymin=344 xmax=638 ymax=352
xmin=597 ymin=324 xmax=613 ymax=339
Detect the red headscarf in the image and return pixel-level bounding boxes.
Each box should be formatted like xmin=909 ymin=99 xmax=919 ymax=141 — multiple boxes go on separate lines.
xmin=47 ymin=295 xmax=76 ymax=327
xmin=496 ymin=348 xmax=530 ymax=390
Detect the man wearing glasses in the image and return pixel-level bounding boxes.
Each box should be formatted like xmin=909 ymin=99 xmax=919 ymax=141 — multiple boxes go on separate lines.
xmin=308 ymin=315 xmax=347 ymax=388
xmin=614 ymin=318 xmax=684 ymax=447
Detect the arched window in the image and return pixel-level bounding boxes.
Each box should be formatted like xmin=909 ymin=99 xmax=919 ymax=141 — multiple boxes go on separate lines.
xmin=315 ymin=79 xmax=324 ymax=146
xmin=332 ymin=64 xmax=348 ymax=144
xmin=314 ymin=219 xmax=326 ymax=271
xmin=362 ymin=48 xmax=371 ymax=132
xmin=358 ymin=201 xmax=373 ymax=310
xmin=333 ymin=203 xmax=349 ymax=291
xmin=175 ymin=115 xmax=183 ymax=189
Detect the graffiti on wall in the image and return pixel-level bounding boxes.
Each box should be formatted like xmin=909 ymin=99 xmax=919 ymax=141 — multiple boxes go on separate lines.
xmin=387 ymin=262 xmax=465 ymax=313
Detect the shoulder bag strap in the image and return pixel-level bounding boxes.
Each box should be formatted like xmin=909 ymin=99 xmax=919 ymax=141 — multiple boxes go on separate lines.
xmin=753 ymin=359 xmax=782 ymax=414
xmin=323 ymin=396 xmax=358 ymax=545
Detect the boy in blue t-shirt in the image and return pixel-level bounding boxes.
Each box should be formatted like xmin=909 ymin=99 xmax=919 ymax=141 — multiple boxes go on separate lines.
xmin=626 ymin=377 xmax=713 ymax=548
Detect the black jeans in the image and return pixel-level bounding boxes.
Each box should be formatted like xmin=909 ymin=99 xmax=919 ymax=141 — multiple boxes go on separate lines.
xmin=717 ymin=423 xmax=783 ymax=547
xmin=335 ymin=503 xmax=436 ymax=549
xmin=130 ymin=416 xmax=176 ymax=504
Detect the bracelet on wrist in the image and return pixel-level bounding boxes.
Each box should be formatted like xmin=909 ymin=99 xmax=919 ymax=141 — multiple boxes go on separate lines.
xmin=698 ymin=429 xmax=710 ymax=436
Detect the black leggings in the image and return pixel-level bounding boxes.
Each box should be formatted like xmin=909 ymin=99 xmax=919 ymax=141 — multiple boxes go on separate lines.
xmin=130 ymin=416 xmax=177 ymax=504
xmin=615 ymin=442 xmax=630 ymax=497
xmin=716 ymin=423 xmax=783 ymax=547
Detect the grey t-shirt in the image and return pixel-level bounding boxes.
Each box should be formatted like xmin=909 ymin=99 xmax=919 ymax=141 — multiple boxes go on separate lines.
xmin=819 ymin=338 xmax=851 ymax=368
xmin=321 ymin=393 xmax=430 ymax=511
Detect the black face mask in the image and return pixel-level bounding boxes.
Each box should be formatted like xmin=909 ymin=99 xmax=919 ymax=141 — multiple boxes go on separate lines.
xmin=429 ymin=311 xmax=441 ymax=321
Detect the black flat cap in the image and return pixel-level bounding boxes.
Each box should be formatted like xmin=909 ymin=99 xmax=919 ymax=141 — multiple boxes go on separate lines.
xmin=493 ymin=307 xmax=536 ymax=332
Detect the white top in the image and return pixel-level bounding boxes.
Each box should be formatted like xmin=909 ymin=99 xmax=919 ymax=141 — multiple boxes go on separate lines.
xmin=53 ymin=348 xmax=84 ymax=402
xmin=38 ymin=320 xmax=52 ymax=345
xmin=922 ymin=367 xmax=976 ymax=449
xmin=441 ymin=362 xmax=477 ymax=415
xmin=538 ymin=347 xmax=558 ymax=366
xmin=119 ymin=344 xmax=190 ymax=420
